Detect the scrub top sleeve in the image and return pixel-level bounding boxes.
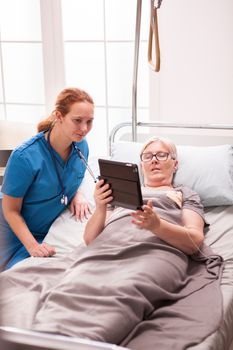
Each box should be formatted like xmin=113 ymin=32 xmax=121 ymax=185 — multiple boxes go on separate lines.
xmin=2 ymin=150 xmax=35 ymax=198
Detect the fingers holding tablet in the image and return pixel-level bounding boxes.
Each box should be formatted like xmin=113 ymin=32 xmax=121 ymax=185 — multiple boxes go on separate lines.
xmin=94 ymin=178 xmax=113 ymax=207
xmin=98 ymin=159 xmax=143 ymax=210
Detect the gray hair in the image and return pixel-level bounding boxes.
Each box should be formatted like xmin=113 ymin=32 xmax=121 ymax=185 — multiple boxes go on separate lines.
xmin=140 ymin=137 xmax=177 ymax=160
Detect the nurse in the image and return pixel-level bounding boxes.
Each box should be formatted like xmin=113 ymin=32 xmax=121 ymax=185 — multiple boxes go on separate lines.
xmin=0 ymin=87 xmax=94 ymax=271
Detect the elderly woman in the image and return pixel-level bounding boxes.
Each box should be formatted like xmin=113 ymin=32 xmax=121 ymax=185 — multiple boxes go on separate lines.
xmin=84 ymin=136 xmax=205 ymax=255
xmin=0 ymin=137 xmax=223 ymax=350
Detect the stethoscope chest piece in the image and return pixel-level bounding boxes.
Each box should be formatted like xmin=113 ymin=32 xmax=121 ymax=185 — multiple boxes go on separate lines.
xmin=61 ymin=194 xmax=68 ymax=206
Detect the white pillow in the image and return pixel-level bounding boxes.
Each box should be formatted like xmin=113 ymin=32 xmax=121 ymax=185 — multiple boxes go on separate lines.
xmin=175 ymin=144 xmax=233 ymax=206
xmin=111 ymin=141 xmax=233 ymax=207
xmin=43 ymin=209 xmax=87 ymax=256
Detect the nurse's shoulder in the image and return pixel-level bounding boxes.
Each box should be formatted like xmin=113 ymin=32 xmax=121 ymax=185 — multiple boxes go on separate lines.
xmin=7 ymin=132 xmax=47 ymax=170
xmin=14 ymin=132 xmax=45 ymax=154
xmin=2 ymin=132 xmax=47 ymax=194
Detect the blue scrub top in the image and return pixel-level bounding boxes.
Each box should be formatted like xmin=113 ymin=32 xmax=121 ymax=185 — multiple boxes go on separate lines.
xmin=1 ymin=132 xmax=89 ymax=237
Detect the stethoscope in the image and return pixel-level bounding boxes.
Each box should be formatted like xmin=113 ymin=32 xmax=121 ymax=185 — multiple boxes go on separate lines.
xmin=47 ymin=128 xmax=97 ymax=206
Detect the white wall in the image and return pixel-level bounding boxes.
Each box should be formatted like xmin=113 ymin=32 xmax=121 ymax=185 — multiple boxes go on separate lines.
xmin=149 ymin=0 xmax=233 ymax=125
xmin=0 ymin=121 xmax=37 ymax=150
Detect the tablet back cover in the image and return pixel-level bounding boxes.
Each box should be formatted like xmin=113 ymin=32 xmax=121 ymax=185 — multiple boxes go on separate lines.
xmin=98 ymin=159 xmax=143 ymax=210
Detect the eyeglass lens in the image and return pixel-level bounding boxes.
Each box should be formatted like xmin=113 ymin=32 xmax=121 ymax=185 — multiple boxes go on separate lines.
xmin=141 ymin=152 xmax=169 ymax=162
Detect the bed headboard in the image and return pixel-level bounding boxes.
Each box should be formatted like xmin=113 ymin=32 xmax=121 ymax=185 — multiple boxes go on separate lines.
xmin=109 ymin=121 xmax=233 ymax=155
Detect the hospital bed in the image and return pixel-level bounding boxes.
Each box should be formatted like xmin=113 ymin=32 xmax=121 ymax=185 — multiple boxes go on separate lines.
xmin=1 ymin=120 xmax=233 ymax=350
xmin=108 ymin=121 xmax=233 ymax=350
xmin=1 ymin=0 xmax=232 ymax=346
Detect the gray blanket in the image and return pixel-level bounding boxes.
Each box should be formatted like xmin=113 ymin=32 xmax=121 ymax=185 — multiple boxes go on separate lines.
xmin=0 ymin=213 xmax=223 ymax=350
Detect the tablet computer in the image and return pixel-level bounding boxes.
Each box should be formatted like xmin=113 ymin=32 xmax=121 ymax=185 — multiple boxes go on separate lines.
xmin=98 ymin=158 xmax=143 ymax=210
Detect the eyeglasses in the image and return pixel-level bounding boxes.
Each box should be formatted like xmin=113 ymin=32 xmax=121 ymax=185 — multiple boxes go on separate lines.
xmin=140 ymin=152 xmax=173 ymax=162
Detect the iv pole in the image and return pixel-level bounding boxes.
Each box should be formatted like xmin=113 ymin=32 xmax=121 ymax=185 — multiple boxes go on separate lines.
xmin=132 ymin=0 xmax=142 ymax=142
xmin=132 ymin=0 xmax=162 ymax=142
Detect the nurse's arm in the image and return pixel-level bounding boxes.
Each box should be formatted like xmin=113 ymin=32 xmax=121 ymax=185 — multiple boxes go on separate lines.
xmin=2 ymin=194 xmax=55 ymax=257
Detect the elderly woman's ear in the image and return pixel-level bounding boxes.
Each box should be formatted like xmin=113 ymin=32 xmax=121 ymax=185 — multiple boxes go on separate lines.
xmin=173 ymin=160 xmax=178 ymax=172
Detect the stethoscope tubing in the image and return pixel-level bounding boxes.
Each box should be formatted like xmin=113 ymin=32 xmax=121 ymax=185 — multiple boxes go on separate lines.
xmin=47 ymin=128 xmax=96 ymax=205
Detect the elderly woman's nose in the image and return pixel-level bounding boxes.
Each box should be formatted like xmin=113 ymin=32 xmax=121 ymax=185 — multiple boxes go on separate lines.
xmin=151 ymin=156 xmax=158 ymax=162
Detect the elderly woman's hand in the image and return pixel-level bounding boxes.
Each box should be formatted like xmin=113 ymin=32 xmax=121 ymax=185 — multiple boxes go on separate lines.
xmin=131 ymin=200 xmax=161 ymax=231
xmin=94 ymin=179 xmax=113 ymax=210
xmin=69 ymin=190 xmax=92 ymax=221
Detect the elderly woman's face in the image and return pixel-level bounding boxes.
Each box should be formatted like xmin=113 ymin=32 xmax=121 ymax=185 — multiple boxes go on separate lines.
xmin=141 ymin=141 xmax=178 ymax=187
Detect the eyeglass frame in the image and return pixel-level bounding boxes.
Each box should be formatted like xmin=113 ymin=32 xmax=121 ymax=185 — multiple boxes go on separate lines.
xmin=140 ymin=151 xmax=176 ymax=162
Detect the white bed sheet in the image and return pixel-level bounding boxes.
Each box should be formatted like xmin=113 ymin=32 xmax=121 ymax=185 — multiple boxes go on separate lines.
xmin=190 ymin=205 xmax=233 ymax=350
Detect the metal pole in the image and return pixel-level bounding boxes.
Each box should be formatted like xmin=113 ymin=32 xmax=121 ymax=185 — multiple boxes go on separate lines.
xmin=132 ymin=0 xmax=142 ymax=142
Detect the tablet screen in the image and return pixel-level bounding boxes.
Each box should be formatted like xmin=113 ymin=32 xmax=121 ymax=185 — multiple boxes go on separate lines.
xmin=98 ymin=158 xmax=143 ymax=210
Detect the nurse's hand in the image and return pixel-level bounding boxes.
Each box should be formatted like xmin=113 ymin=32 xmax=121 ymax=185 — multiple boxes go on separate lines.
xmin=29 ymin=242 xmax=56 ymax=257
xmin=69 ymin=190 xmax=92 ymax=221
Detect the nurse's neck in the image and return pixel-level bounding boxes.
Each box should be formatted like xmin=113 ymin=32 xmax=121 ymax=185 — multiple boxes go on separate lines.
xmin=46 ymin=127 xmax=72 ymax=162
